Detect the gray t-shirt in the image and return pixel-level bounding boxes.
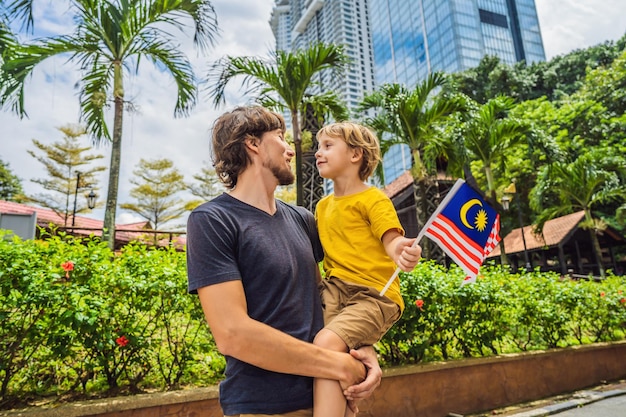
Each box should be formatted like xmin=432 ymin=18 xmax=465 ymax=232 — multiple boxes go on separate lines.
xmin=186 ymin=193 xmax=324 ymax=415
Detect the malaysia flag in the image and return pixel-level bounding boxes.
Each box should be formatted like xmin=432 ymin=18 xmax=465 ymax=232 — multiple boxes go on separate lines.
xmin=423 ymin=179 xmax=501 ymax=284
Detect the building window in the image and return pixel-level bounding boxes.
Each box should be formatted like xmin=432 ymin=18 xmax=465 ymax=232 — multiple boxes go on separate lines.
xmin=478 ymin=9 xmax=508 ymax=28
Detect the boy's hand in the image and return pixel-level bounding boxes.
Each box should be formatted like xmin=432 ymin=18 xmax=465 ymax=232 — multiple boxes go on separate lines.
xmin=395 ymin=237 xmax=421 ymax=272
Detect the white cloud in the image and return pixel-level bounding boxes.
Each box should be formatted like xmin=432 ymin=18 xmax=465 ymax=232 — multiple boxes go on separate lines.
xmin=535 ymin=0 xmax=626 ymax=59
xmin=1 ymin=0 xmax=625 ymax=226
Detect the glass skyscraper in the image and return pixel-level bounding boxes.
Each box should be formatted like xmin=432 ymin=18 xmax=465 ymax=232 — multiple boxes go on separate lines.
xmin=369 ymin=0 xmax=545 ymax=184
xmin=369 ymin=0 xmax=545 ymax=87
xmin=270 ymin=0 xmax=546 ymax=186
xmin=271 ymin=0 xmax=376 ymax=111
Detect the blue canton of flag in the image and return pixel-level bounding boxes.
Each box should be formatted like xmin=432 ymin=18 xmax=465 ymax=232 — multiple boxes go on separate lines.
xmin=422 ymin=179 xmax=501 ymax=284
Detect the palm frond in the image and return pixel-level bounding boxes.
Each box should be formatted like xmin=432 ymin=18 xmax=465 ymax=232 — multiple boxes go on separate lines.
xmin=79 ymin=62 xmax=114 ymax=144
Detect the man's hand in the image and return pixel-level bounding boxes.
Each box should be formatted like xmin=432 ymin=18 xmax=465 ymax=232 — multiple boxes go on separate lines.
xmin=343 ymin=346 xmax=381 ymax=401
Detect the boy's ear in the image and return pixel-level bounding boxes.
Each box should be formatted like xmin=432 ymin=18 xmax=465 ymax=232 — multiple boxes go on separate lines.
xmin=351 ymin=147 xmax=363 ymax=162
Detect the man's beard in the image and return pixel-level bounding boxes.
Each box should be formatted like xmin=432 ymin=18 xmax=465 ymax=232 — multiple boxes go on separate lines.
xmin=267 ymin=160 xmax=295 ymax=186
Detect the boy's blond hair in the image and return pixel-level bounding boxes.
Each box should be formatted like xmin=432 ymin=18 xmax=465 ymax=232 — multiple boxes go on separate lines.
xmin=317 ymin=122 xmax=381 ymax=181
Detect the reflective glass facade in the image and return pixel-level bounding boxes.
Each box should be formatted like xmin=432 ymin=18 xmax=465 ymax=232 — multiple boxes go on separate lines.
xmin=369 ymin=0 xmax=545 ymax=185
xmin=370 ymin=0 xmax=545 ymax=86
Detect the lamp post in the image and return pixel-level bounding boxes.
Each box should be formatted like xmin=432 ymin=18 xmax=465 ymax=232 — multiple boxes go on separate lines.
xmin=72 ymin=173 xmax=97 ymax=229
xmin=71 ymin=171 xmax=82 ymax=227
xmin=502 ymin=183 xmax=532 ymax=270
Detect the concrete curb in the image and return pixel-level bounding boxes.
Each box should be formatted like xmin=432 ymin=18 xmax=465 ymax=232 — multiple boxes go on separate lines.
xmin=505 ymin=388 xmax=626 ymax=416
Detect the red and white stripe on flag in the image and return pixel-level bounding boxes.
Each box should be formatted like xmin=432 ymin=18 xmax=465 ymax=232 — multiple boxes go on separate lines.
xmin=424 ymin=213 xmax=501 ymax=284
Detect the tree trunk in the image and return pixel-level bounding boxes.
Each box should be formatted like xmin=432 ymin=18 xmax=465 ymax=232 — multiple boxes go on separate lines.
xmin=291 ymin=110 xmax=303 ymax=206
xmin=103 ymin=63 xmax=124 ymax=250
xmin=587 ymin=216 xmax=606 ymax=278
xmin=484 ymin=166 xmax=508 ymax=266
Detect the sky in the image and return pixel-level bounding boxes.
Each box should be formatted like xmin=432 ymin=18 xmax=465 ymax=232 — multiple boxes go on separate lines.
xmin=1 ymin=0 xmax=625 ymax=227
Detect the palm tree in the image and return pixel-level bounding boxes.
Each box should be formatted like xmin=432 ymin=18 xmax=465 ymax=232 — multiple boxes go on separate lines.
xmin=206 ymin=42 xmax=351 ymax=206
xmin=530 ymin=150 xmax=626 ymax=277
xmin=359 ymin=73 xmax=464 ymax=181
xmin=462 ymin=96 xmax=530 ymax=202
xmin=460 ymin=96 xmax=531 ymax=265
xmin=0 ymin=0 xmax=218 ymax=249
xmin=358 ymin=72 xmax=464 ymax=257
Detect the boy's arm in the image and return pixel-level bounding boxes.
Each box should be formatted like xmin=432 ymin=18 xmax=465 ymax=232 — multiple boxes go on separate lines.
xmin=381 ymin=229 xmax=422 ymax=271
xmin=197 ymin=280 xmax=367 ymax=387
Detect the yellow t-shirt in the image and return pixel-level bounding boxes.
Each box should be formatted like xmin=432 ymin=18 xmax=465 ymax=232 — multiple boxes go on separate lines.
xmin=315 ymin=187 xmax=405 ymax=311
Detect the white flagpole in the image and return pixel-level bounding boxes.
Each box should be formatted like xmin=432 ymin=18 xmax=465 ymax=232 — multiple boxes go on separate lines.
xmin=379 ymin=179 xmax=466 ymax=296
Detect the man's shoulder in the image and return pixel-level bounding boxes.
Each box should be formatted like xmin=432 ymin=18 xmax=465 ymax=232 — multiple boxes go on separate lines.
xmin=277 ymin=200 xmax=313 ymax=217
xmin=189 ymin=195 xmax=237 ymax=223
xmin=191 ymin=194 xmax=230 ymax=213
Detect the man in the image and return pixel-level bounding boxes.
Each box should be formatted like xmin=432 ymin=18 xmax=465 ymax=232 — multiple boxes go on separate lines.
xmin=187 ymin=106 xmax=381 ymax=416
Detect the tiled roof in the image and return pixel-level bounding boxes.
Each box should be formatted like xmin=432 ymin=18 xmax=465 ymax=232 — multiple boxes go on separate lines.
xmin=383 ymin=171 xmax=457 ymax=199
xmin=488 ymin=211 xmax=586 ymax=257
xmin=0 ymin=200 xmax=186 ymax=248
xmin=383 ymin=171 xmax=413 ymax=198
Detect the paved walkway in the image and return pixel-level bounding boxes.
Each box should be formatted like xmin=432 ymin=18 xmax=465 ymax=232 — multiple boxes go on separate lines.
xmin=466 ymin=379 xmax=626 ymax=417
xmin=506 ymin=388 xmax=626 ymax=417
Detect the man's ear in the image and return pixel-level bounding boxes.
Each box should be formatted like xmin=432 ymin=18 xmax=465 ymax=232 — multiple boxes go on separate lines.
xmin=245 ymin=136 xmax=260 ymax=153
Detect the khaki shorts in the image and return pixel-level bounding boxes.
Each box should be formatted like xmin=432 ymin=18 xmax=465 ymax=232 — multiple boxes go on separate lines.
xmin=319 ymin=277 xmax=401 ymax=349
xmin=226 ymin=409 xmax=312 ymax=417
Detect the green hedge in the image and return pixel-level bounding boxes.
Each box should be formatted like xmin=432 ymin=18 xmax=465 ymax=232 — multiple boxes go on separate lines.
xmin=1 ymin=232 xmax=625 ymax=408
xmin=0 ymin=232 xmax=223 ymax=408
xmin=379 ymin=261 xmax=626 ymax=366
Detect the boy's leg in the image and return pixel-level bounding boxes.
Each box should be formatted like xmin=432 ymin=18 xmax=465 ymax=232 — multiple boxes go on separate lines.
xmin=313 ymin=328 xmax=349 ymax=417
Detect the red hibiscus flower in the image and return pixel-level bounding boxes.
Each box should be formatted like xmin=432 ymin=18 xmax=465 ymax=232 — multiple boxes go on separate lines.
xmin=116 ymin=335 xmax=129 ymax=347
xmin=61 ymin=261 xmax=74 ymax=278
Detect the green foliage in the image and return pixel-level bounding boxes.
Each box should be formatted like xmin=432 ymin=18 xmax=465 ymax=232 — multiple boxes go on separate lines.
xmin=207 ymin=41 xmax=350 ymax=205
xmin=0 ymin=0 xmax=219 ymax=249
xmin=0 ymin=158 xmax=23 ymax=201
xmin=1 ymin=238 xmax=625 ymax=408
xmin=0 ymin=232 xmax=222 ymax=408
xmin=358 ymin=73 xmax=465 ymax=180
xmin=120 ymin=158 xmax=188 ymax=231
xmin=188 ymin=166 xmax=224 ymax=206
xmin=25 ymin=124 xmax=106 ymax=223
xmin=377 ymin=261 xmax=626 ymax=367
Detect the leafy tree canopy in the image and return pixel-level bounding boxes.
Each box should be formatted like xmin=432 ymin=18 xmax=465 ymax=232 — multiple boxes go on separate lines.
xmin=26 ymin=124 xmax=106 ymax=225
xmin=0 ymin=157 xmax=23 ymax=201
xmin=120 ymin=158 xmax=188 ymax=231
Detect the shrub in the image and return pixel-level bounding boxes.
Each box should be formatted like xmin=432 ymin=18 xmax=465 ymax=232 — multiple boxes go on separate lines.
xmin=1 ymin=233 xmax=624 ymax=408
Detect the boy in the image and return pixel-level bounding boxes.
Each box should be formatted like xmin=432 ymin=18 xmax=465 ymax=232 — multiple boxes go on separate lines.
xmin=313 ymin=122 xmax=422 ymax=417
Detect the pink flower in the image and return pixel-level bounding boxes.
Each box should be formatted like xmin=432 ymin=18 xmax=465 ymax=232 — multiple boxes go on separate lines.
xmin=116 ymin=336 xmax=129 ymax=347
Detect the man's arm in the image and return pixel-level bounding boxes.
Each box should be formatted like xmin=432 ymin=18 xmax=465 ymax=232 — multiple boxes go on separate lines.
xmin=197 ymin=280 xmax=367 ymax=387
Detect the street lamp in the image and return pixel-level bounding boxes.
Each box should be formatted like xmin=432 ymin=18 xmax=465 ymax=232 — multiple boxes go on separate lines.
xmin=503 ymin=182 xmax=532 ymax=270
xmin=87 ymin=189 xmax=97 ymax=210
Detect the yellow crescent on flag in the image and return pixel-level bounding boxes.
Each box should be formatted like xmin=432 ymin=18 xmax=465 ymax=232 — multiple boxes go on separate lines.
xmin=460 ymin=198 xmax=482 ymax=229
